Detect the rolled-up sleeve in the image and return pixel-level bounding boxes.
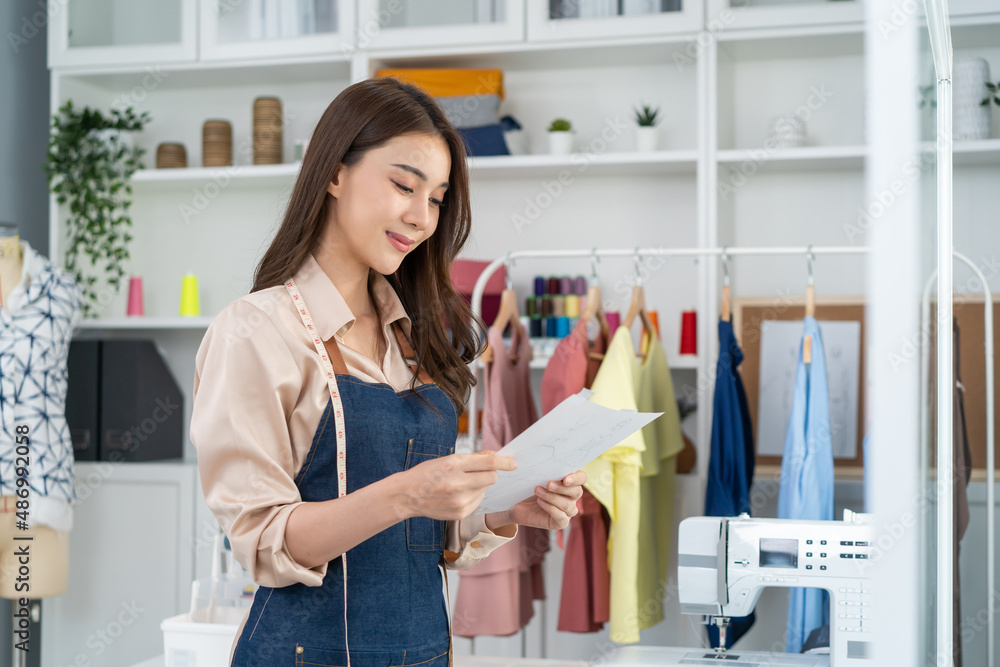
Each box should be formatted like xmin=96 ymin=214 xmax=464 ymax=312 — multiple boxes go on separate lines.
xmin=191 ymin=299 xmax=326 ymax=588
xmin=443 ymin=514 xmax=517 ymax=570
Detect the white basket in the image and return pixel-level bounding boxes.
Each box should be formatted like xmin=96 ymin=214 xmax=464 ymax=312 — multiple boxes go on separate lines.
xmin=161 ymin=608 xmax=248 ymax=667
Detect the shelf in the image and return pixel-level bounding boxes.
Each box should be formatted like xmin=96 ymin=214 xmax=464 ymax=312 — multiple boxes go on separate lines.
xmin=130 ymin=150 xmax=698 ymax=190
xmin=52 ymin=55 xmax=351 ymax=89
xmin=921 ymin=139 xmax=1000 ymax=168
xmin=711 ymin=1 xmax=863 ymax=36
xmin=131 ymin=162 xmax=302 ymax=189
xmin=718 ymin=144 xmax=866 ymax=171
xmin=368 ymin=34 xmax=697 ymax=72
xmin=469 ymin=150 xmax=698 ymax=179
xmin=717 ymin=23 xmax=864 ymax=60
xmin=714 ymin=140 xmax=1000 ymax=172
xmin=74 ymin=316 xmax=214 ymax=330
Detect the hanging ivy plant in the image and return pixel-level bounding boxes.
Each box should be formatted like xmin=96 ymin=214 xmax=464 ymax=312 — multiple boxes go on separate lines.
xmin=44 ymin=100 xmax=150 ymax=317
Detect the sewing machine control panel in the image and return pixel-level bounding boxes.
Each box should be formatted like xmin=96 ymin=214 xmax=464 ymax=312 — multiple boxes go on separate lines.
xmin=726 ymin=518 xmax=876 ymax=638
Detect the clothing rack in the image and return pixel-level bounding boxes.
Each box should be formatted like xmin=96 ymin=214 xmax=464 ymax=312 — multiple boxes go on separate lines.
xmin=463 ymin=244 xmax=870 ymax=656
xmin=466 ymin=244 xmax=870 ymax=446
xmin=920 ymin=252 xmax=996 ymax=667
xmin=464 ymin=243 xmax=995 ymax=660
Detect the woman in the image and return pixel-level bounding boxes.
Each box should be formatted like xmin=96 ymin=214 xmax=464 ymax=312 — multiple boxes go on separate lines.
xmin=191 ymin=77 xmax=586 ymax=667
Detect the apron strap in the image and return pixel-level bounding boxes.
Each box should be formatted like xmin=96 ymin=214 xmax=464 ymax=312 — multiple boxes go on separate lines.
xmin=322 ymin=320 xmax=434 ymax=386
xmin=321 ymin=335 xmax=351 ymax=376
xmin=391 ymin=322 xmax=435 ymax=386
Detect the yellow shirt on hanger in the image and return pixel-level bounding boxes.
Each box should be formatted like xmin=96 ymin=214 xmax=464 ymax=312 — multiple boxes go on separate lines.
xmin=582 ymin=324 xmax=684 ymax=644
xmin=636 ymin=326 xmax=685 ymax=632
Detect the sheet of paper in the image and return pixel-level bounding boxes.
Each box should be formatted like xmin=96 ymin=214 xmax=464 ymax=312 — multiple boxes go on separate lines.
xmin=475 ymin=389 xmax=662 ymax=514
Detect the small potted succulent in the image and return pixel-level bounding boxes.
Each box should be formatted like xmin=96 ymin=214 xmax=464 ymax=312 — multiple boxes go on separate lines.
xmin=634 ymin=103 xmax=661 ymax=152
xmin=547 ymin=118 xmax=574 ymax=155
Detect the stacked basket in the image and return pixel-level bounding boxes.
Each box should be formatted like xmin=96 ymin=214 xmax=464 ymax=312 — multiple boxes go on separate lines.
xmin=253 ymin=97 xmax=283 ymax=164
xmin=202 ymin=120 xmax=232 ymax=167
xmin=156 ymin=143 xmax=187 ymax=168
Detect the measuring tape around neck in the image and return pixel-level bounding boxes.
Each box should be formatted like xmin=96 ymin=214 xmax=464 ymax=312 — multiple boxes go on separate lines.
xmin=285 ymin=277 xmax=352 ymax=665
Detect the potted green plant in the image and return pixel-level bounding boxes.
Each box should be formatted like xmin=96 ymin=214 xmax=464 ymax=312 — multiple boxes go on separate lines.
xmin=547 ymin=118 xmax=573 ymax=155
xmin=633 ymin=103 xmax=661 ymax=152
xmin=44 ymin=100 xmax=150 ymax=317
xmin=982 ymin=81 xmax=1000 ymax=139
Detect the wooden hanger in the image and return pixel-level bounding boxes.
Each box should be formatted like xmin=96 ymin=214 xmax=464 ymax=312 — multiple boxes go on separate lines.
xmin=803 ymin=247 xmax=815 ymax=363
xmin=582 ymin=249 xmax=611 ymax=361
xmin=620 ymin=249 xmax=656 ymax=359
xmin=720 ymin=247 xmax=731 ymax=323
xmin=481 ymin=254 xmax=525 ymax=364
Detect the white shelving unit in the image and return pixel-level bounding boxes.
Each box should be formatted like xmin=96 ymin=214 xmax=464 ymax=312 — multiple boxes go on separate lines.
xmin=74 ymin=316 xmax=214 ymax=329
xmin=44 ymin=1 xmax=1000 ymax=666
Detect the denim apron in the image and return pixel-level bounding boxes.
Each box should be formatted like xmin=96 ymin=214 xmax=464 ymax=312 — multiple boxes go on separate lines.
xmin=230 ymin=278 xmax=457 ymax=667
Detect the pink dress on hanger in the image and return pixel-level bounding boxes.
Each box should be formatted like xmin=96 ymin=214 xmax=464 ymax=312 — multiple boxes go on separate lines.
xmin=540 ymin=318 xmax=611 ymax=633
xmin=453 ymin=324 xmax=549 ymax=637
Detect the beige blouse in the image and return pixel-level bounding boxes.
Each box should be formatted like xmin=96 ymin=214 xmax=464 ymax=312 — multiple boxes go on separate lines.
xmin=190 ymin=252 xmax=515 ymax=589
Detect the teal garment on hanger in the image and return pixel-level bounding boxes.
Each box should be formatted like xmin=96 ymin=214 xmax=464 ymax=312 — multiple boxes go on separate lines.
xmin=777 ymin=315 xmax=833 ymax=654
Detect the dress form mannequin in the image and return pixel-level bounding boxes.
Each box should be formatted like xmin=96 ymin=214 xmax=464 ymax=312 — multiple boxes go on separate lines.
xmin=0 ymin=223 xmax=73 ymax=664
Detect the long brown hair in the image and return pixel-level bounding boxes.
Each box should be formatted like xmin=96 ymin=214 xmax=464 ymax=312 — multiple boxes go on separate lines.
xmin=251 ymin=77 xmax=484 ymax=414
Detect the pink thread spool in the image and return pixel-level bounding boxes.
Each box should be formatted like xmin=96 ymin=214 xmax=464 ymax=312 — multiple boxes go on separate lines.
xmin=127 ymin=276 xmax=144 ymax=316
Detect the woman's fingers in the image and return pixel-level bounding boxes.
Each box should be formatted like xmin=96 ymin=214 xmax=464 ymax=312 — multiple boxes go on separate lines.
xmin=536 ymin=496 xmax=571 ymax=528
xmin=535 ymin=485 xmax=578 ymax=517
xmin=545 ymin=478 xmax=584 ymax=501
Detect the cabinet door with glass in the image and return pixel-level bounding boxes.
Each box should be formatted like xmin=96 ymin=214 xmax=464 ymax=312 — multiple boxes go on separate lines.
xmin=527 ymin=0 xmax=703 ymax=41
xmin=200 ymin=0 xmax=356 ymax=61
xmin=356 ymin=0 xmax=524 ymax=50
xmin=705 ymin=0 xmax=862 ymax=32
xmin=48 ymin=0 xmax=197 ymax=69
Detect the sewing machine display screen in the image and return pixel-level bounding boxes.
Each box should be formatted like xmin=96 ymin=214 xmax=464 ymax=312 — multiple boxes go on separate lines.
xmin=759 ymin=538 xmax=798 ymax=568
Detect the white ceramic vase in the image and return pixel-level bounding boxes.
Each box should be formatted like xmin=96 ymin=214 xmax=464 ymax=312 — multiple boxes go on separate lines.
xmin=766 ymin=113 xmax=807 ymax=148
xmin=636 ymin=125 xmax=659 ymax=152
xmin=548 ymin=131 xmax=574 ymax=155
xmin=953 ymin=57 xmax=991 ymax=141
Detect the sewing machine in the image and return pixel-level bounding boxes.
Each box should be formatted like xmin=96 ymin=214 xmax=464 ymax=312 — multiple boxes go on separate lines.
xmin=595 ymin=511 xmax=875 ymax=667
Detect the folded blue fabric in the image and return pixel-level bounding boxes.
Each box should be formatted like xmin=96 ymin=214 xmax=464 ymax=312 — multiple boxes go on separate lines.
xmin=458 ymin=124 xmax=510 ymax=156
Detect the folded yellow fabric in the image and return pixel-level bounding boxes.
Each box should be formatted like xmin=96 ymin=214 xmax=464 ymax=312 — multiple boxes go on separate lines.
xmin=375 ymin=68 xmax=504 ymax=100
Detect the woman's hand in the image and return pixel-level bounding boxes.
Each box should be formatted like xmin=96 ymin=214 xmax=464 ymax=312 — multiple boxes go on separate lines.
xmin=397 ymin=451 xmax=517 ymax=522
xmin=486 ymin=470 xmax=587 ymax=532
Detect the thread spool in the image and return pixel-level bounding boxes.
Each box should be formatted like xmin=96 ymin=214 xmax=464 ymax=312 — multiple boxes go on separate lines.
xmin=556 ymin=316 xmax=570 ymax=338
xmin=565 ymin=295 xmax=580 ymax=318
xmin=179 ymin=273 xmax=200 ymax=316
xmin=552 ymin=296 xmax=565 ymax=318
xmin=534 ymin=276 xmax=546 ymax=296
xmin=680 ymin=310 xmax=697 ymax=354
xmin=530 ymin=317 xmax=542 ymax=337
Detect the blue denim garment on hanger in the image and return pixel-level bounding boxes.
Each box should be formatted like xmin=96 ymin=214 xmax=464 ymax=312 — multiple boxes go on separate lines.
xmin=705 ymin=318 xmax=756 ymax=648
xmin=778 ymin=315 xmax=834 ymax=654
